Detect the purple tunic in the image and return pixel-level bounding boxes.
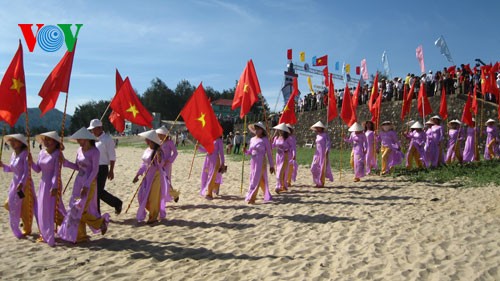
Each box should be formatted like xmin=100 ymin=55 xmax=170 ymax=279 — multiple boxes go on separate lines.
xmin=288 ymin=135 xmax=298 ymax=182
xmin=365 ymin=130 xmax=377 ymax=174
xmin=310 ymin=132 xmax=334 ymax=186
xmin=3 ymin=150 xmax=37 ymax=238
xmin=245 ymin=136 xmax=274 ymax=202
xmin=31 ymin=149 xmax=67 ymax=246
xmin=445 ymin=129 xmax=462 ymax=163
xmin=484 ymin=126 xmax=499 ymax=160
xmin=59 ymin=147 xmax=109 ymax=243
xmin=462 ymin=127 xmax=478 ymax=162
xmin=272 ymin=136 xmax=294 ymax=191
xmin=378 ymin=130 xmax=404 ymax=171
xmin=135 ymin=148 xmax=169 ymax=222
xmin=160 ymin=139 xmax=177 ymax=180
xmin=427 ymin=125 xmax=444 ymax=167
xmin=405 ymin=130 xmax=427 ymax=167
xmin=199 ymin=138 xmax=225 ymax=196
xmin=345 ymin=132 xmax=368 ymax=178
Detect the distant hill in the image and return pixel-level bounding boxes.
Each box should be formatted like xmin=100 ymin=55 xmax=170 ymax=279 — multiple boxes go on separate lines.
xmin=1 ymin=108 xmax=72 ymax=132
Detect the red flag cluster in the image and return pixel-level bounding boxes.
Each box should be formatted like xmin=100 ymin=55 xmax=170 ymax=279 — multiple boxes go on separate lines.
xmin=232 ymin=60 xmax=261 ymax=118
xmin=417 ymin=82 xmax=432 ymax=117
xmin=180 ymin=83 xmax=223 ymax=153
xmin=340 ymin=84 xmax=356 ymax=126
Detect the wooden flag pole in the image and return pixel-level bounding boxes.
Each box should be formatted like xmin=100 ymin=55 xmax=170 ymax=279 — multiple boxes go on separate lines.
xmin=338 ymin=119 xmax=343 ymax=181
xmin=55 ymin=92 xmax=69 ymax=229
xmin=125 ymin=113 xmax=181 ymax=214
xmin=0 ymin=126 xmax=5 ymax=160
xmin=187 ymin=141 xmax=199 ymax=179
xmin=24 ymin=108 xmax=35 ymax=231
xmin=240 ymin=115 xmax=247 ymax=195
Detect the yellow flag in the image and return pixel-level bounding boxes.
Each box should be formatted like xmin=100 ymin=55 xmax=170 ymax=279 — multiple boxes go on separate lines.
xmin=307 ymin=76 xmax=314 ymax=94
xmin=345 ymin=64 xmax=351 ymax=73
xmin=299 ymin=51 xmax=305 ymax=62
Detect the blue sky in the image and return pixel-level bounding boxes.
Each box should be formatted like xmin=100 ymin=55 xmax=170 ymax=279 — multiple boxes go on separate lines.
xmin=0 ymin=0 xmax=499 ymax=116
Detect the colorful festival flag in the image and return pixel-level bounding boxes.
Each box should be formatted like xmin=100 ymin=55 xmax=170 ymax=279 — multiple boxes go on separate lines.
xmin=416 ymin=45 xmax=425 ymax=74
xmin=232 ymin=60 xmax=261 ymax=118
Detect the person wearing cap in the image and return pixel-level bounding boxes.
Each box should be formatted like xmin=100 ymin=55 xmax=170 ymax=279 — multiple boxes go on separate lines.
xmin=59 ymin=128 xmax=109 ymax=243
xmin=133 ymin=130 xmax=168 ymax=223
xmin=30 ymin=131 xmax=67 ymax=246
xmin=445 ymin=120 xmax=464 ymax=164
xmin=484 ymin=119 xmax=499 ymax=160
xmin=430 ymin=115 xmax=446 ymax=167
xmin=462 ymin=119 xmax=479 ymax=163
xmin=0 ymin=134 xmax=37 ymax=239
xmin=88 ymin=119 xmax=122 ymax=215
xmin=344 ymin=122 xmax=368 ymax=182
xmin=244 ymin=122 xmax=275 ymax=204
xmin=405 ymin=121 xmax=427 ymax=169
xmin=285 ymin=124 xmax=298 ymax=186
xmin=271 ymin=123 xmax=294 ymax=193
xmin=198 ymin=135 xmax=225 ymax=200
xmin=156 ymin=126 xmax=180 ymax=203
xmin=364 ymin=121 xmax=377 ymax=174
xmin=310 ymin=121 xmax=333 ymax=187
xmin=378 ymin=121 xmax=403 ymax=175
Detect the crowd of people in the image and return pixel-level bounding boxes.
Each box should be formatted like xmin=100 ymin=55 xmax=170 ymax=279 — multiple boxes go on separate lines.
xmin=296 ymin=64 xmax=500 ymax=113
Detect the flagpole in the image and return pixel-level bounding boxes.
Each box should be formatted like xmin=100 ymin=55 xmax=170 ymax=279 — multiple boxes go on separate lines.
xmin=240 ymin=115 xmax=247 ymax=195
xmin=55 ymin=92 xmax=69 ymax=229
xmin=0 ymin=126 xmax=5 ymax=160
xmin=125 ymin=112 xmax=181 ymax=214
xmin=24 ymin=109 xmax=34 ymax=229
xmin=480 ymin=94 xmax=485 ymax=137
xmin=187 ymin=141 xmax=199 ymax=179
xmin=339 ymin=121 xmax=343 ymax=182
xmin=260 ymin=94 xmax=270 ymax=136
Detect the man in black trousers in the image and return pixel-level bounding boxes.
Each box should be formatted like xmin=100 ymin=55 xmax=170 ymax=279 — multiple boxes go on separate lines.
xmin=88 ymin=119 xmax=123 ymax=214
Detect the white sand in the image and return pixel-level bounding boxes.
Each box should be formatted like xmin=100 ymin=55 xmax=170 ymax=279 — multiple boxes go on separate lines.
xmin=0 ymin=142 xmax=499 ymax=280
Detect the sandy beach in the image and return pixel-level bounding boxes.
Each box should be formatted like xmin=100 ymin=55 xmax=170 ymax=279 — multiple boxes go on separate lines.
xmin=0 ymin=141 xmax=499 ymax=281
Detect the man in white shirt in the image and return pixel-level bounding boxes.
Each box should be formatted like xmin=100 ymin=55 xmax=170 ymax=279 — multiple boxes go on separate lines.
xmin=88 ymin=119 xmax=123 ymax=215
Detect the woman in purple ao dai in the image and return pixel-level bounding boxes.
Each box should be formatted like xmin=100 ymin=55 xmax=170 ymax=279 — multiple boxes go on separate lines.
xmin=31 ymin=131 xmax=67 ymax=246
xmin=405 ymin=121 xmax=427 ymax=169
xmin=245 ymin=122 xmax=275 ymax=204
xmin=0 ymin=134 xmax=37 ymax=239
xmin=199 ymin=137 xmax=225 ymax=199
xmin=272 ymin=123 xmax=294 ymax=193
xmin=484 ymin=119 xmax=499 ymax=160
xmin=445 ymin=120 xmax=463 ymax=164
xmin=310 ymin=121 xmax=333 ymax=187
xmin=156 ymin=126 xmax=180 ymax=202
xmin=344 ymin=122 xmax=368 ymax=182
xmin=59 ymin=128 xmax=109 ymax=243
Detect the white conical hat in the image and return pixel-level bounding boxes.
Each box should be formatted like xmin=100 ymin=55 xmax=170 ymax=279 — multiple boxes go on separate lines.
xmin=285 ymin=123 xmax=294 ymax=130
xmin=155 ymin=125 xmax=169 ymax=135
xmin=70 ymin=127 xmax=96 ymax=140
xmin=273 ymin=123 xmax=290 ymax=133
xmin=139 ymin=130 xmax=162 ymax=145
xmin=449 ymin=119 xmax=461 ymax=125
xmin=4 ymin=134 xmax=27 ymax=146
xmin=381 ymin=120 xmax=392 ymax=126
xmin=348 ymin=122 xmax=363 ymax=132
xmin=410 ymin=121 xmax=424 ymax=129
xmin=431 ymin=115 xmax=442 ymax=120
xmin=310 ymin=121 xmax=326 ymax=130
xmin=248 ymin=121 xmax=266 ymax=134
xmin=35 ymin=131 xmax=62 ymax=144
xmin=425 ymin=120 xmax=434 ymax=125
xmin=485 ymin=118 xmax=496 ymax=125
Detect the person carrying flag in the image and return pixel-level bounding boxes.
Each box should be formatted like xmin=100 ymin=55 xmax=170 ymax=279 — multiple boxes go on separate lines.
xmin=344 ymin=122 xmax=368 ymax=182
xmin=271 ymin=123 xmax=294 ymax=193
xmin=310 ymin=121 xmax=333 ymax=187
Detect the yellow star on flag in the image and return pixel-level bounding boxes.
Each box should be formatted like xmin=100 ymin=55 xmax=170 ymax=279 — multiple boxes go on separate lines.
xmin=197 ymin=112 xmax=206 ymax=127
xmin=10 ymin=78 xmax=24 ymax=94
xmin=283 ymin=105 xmax=290 ymax=112
xmin=126 ymin=103 xmax=140 ymax=118
xmin=243 ymin=84 xmax=250 ymax=93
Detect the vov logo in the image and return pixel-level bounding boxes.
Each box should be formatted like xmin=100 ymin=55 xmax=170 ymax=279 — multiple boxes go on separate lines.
xmin=18 ymin=24 xmax=83 ymax=52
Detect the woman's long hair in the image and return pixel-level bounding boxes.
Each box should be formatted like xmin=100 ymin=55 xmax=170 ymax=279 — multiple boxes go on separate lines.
xmin=150 ymin=143 xmax=161 ymax=163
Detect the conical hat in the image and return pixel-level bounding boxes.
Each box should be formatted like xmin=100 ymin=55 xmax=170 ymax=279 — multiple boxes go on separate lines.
xmin=448 ymin=119 xmax=461 ymax=125
xmin=139 ymin=130 xmax=162 ymax=145
xmin=485 ymin=118 xmax=496 ymax=125
xmin=381 ymin=121 xmax=392 ymax=126
xmin=285 ymin=123 xmax=294 ymax=130
xmin=431 ymin=115 xmax=442 ymax=120
xmin=348 ymin=122 xmax=363 ymax=132
xmin=35 ymin=131 xmax=61 ymax=144
xmin=155 ymin=125 xmax=169 ymax=135
xmin=310 ymin=121 xmax=326 ymax=130
xmin=425 ymin=120 xmax=434 ymax=125
xmin=248 ymin=121 xmax=266 ymax=134
xmin=4 ymin=134 xmax=27 ymax=146
xmin=70 ymin=127 xmax=96 ymax=140
xmin=272 ymin=123 xmax=290 ymax=133
xmin=410 ymin=121 xmax=424 ymax=129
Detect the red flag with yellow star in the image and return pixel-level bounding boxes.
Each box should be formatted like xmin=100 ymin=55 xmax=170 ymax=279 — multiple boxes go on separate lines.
xmin=232 ymin=60 xmax=261 ymax=118
xmin=0 ymin=41 xmax=27 ymax=127
xmin=38 ymin=42 xmax=76 ymax=116
xmin=279 ymin=77 xmax=298 ymax=125
xmin=110 ymin=77 xmax=153 ymax=128
xmin=109 ymin=69 xmax=126 ymax=133
xmin=181 ymin=82 xmax=222 ymax=153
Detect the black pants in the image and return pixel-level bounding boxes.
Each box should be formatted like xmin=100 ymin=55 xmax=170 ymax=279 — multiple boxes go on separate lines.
xmin=233 ymin=144 xmax=241 ymax=154
xmin=97 ymin=165 xmax=122 ymax=213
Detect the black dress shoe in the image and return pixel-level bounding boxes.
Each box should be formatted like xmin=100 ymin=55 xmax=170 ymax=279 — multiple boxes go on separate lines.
xmin=115 ymin=202 xmax=123 ymax=215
